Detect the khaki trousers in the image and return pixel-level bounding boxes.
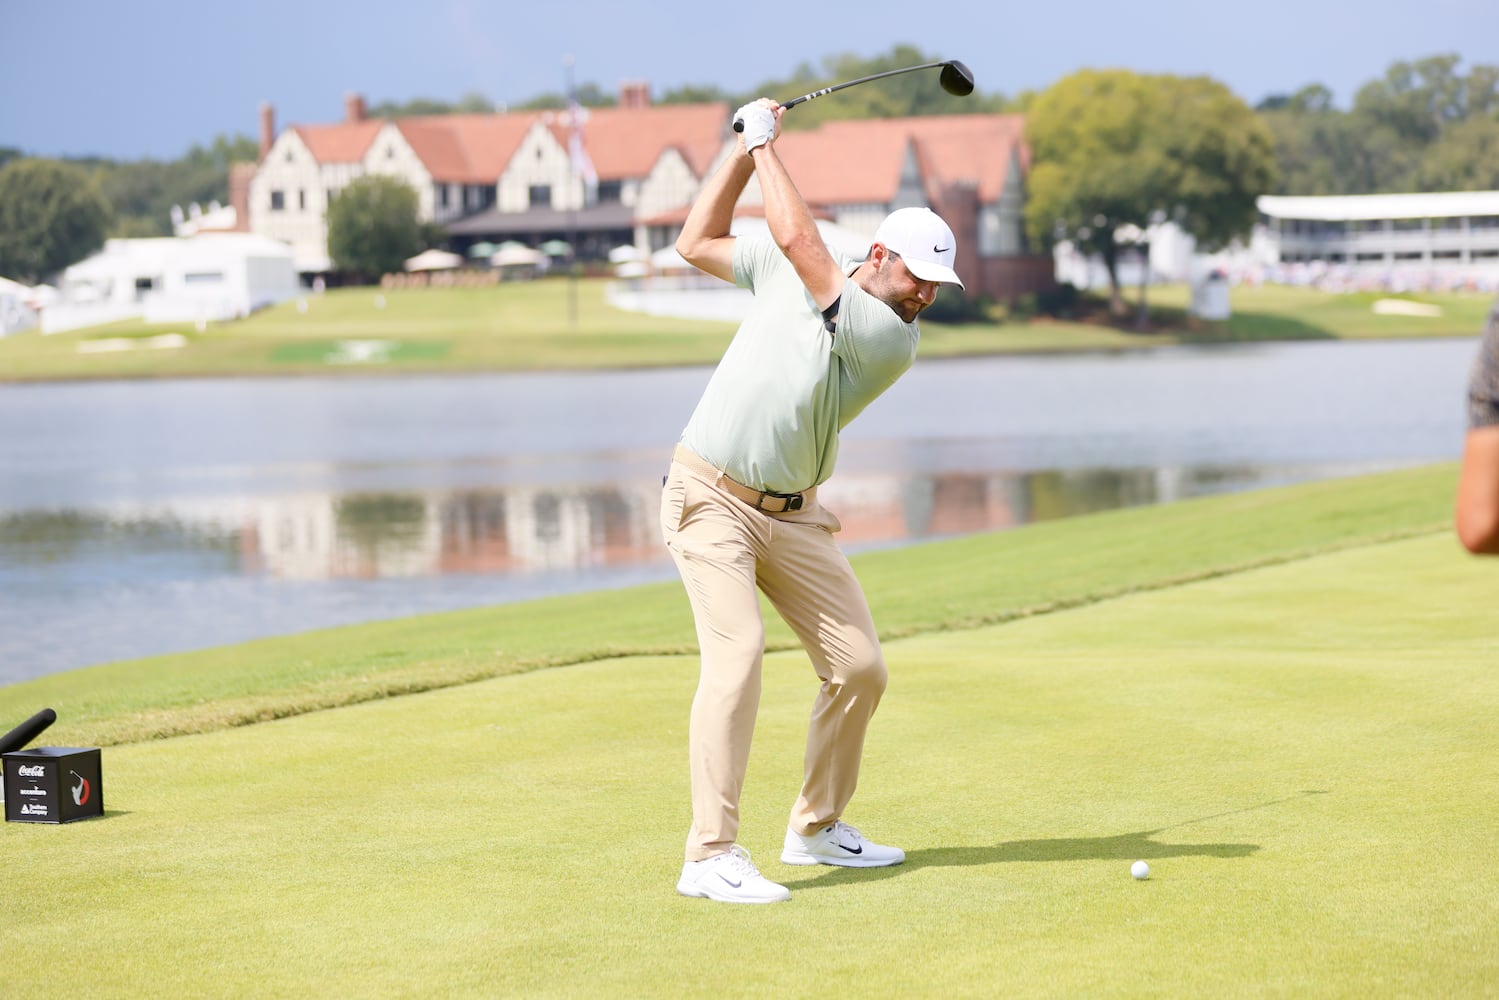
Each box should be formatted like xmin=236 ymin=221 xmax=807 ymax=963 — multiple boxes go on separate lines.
xmin=661 ymin=453 xmax=888 ymax=862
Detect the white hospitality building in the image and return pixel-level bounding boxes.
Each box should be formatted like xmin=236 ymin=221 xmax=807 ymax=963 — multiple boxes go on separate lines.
xmin=44 ymin=233 xmax=300 ymax=334
xmin=1255 ymin=190 xmax=1499 ymax=291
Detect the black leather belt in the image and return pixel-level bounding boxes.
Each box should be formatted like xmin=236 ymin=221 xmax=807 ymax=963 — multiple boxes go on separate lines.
xmin=672 ymin=445 xmax=808 ymax=513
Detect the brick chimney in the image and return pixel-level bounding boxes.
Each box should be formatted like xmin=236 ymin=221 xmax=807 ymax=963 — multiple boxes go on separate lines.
xmin=228 ymin=163 xmax=256 ymax=232
xmin=259 ymin=102 xmax=275 ymax=160
xmin=345 ymin=92 xmax=367 ymax=122
xmin=619 ymin=80 xmax=650 ymax=109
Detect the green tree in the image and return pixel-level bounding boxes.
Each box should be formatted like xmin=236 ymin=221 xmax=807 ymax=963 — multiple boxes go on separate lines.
xmin=745 ymin=45 xmax=1011 ymax=130
xmin=89 ymin=133 xmax=258 ymax=237
xmin=516 ymin=83 xmax=617 ymax=112
xmin=1353 ymin=54 xmax=1467 ymax=147
xmin=538 ymin=46 xmax=1011 ymax=120
xmin=368 ymin=92 xmax=498 ymax=117
xmin=1259 ymin=87 xmax=1391 ymax=195
xmin=1257 ymin=55 xmax=1499 ymax=195
xmin=326 ymin=174 xmax=424 ymax=279
xmin=1415 ymin=116 xmax=1499 ymax=190
xmin=0 ymin=158 xmax=112 ymax=282
xmin=659 ymin=83 xmax=734 ymax=105
xmin=1025 ymin=70 xmax=1276 ymax=318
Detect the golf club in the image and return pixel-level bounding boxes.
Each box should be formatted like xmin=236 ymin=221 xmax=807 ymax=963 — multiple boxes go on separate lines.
xmin=0 ymin=708 xmax=57 ymax=756
xmin=734 ymin=60 xmax=974 ymax=131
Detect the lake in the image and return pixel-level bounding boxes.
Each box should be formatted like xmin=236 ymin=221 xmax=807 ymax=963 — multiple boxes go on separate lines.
xmin=0 ymin=337 xmax=1477 ymax=685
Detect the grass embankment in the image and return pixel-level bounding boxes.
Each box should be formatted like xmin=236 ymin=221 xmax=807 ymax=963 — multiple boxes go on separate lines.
xmin=1 ymin=464 xmax=1456 ymax=747
xmin=0 ymin=280 xmax=1489 ymax=381
xmin=3 ymin=464 xmax=1497 ymax=997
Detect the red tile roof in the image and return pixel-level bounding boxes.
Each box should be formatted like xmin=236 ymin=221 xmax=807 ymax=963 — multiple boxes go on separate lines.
xmin=399 ymin=114 xmax=541 ymax=184
xmin=543 ymin=103 xmax=729 ymax=180
xmin=283 ymin=104 xmax=1027 ymax=212
xmin=292 ymin=121 xmax=385 ymax=163
xmin=286 ymin=104 xmax=730 ymax=185
xmin=778 ymin=114 xmax=1028 ymax=207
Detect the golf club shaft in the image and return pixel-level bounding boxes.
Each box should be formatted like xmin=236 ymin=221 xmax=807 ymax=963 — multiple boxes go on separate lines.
xmin=0 ymin=708 xmax=56 ymax=756
xmin=733 ymin=61 xmax=953 ymax=132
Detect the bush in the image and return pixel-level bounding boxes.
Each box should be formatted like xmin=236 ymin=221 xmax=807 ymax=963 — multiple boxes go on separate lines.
xmin=1010 ymin=282 xmax=1081 ymax=321
xmin=921 ymin=288 xmax=993 ymax=323
xmin=327 ymin=175 xmax=423 ymax=280
xmin=0 ymin=159 xmax=112 ymax=282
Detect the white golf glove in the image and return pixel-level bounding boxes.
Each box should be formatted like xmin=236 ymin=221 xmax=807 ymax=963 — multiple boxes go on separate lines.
xmin=734 ymin=102 xmax=776 ymax=155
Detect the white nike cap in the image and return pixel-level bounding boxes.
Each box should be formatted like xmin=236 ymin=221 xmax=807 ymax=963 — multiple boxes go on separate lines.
xmin=873 ymin=207 xmax=964 ymax=290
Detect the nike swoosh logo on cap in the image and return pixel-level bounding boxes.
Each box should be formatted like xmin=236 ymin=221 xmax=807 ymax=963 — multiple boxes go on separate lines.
xmin=934 ymin=245 xmax=951 ymax=253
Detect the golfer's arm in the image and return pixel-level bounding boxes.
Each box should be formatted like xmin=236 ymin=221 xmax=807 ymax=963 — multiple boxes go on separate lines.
xmin=1455 ymin=425 xmax=1499 ymax=554
xmin=676 ymin=152 xmax=755 ymax=283
xmin=750 ymin=144 xmax=844 ymax=311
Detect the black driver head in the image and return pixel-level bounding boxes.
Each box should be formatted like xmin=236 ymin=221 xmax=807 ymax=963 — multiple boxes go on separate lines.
xmin=940 ymin=60 xmax=976 ymax=97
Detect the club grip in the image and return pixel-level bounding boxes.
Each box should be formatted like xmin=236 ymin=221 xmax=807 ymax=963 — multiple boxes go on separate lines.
xmin=733 ymin=98 xmax=803 ymax=134
xmin=0 ymin=708 xmax=57 ymax=755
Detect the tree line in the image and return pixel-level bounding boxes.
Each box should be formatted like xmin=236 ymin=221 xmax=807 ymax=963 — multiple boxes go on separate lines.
xmin=1257 ymin=54 xmax=1499 ymax=194
xmin=0 ymin=48 xmax=1494 ymax=287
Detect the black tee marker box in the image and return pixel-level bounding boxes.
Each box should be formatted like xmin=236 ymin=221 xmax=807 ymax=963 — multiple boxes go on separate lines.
xmin=3 ymin=747 xmax=104 ymax=824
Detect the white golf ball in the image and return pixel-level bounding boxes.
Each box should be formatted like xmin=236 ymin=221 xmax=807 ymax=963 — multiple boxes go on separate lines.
xmin=1131 ymin=860 xmax=1150 ymax=880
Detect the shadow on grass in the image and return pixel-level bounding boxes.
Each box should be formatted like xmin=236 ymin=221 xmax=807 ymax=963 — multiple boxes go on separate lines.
xmin=1216 ymin=310 xmax=1337 ymax=342
xmin=782 ymin=830 xmax=1257 ymax=890
xmin=782 ymin=791 xmax=1329 ymax=891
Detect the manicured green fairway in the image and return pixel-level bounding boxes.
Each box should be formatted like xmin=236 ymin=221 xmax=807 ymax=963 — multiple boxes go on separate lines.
xmin=2 ymin=465 xmax=1494 ymax=996
xmin=0 ymin=279 xmax=1489 ymax=381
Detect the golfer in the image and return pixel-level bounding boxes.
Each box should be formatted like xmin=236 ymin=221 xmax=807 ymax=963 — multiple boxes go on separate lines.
xmin=664 ymin=98 xmax=965 ymax=903
xmin=1456 ymin=294 xmax=1499 ymax=554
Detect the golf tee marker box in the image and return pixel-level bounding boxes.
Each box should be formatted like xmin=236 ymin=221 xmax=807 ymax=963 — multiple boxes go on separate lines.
xmin=3 ymin=747 xmax=104 ymax=824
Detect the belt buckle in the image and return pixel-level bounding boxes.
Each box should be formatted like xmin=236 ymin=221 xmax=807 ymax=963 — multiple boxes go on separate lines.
xmin=757 ymin=490 xmax=803 ymax=513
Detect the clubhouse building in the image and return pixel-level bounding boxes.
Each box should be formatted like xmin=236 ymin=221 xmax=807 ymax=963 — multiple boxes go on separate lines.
xmin=241 ymin=86 xmax=1054 ymax=302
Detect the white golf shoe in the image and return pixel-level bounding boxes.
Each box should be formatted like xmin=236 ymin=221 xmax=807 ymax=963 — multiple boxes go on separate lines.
xmin=676 ymin=845 xmax=791 ymax=904
xmin=781 ymin=820 xmax=905 ymax=868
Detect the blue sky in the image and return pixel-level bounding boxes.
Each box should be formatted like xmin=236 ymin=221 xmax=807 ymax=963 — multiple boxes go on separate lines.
xmin=4 ymin=0 xmax=1495 ymax=161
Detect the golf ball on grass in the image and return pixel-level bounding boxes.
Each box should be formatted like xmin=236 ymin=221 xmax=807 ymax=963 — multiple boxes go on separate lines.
xmin=1131 ymin=860 xmax=1150 ymax=880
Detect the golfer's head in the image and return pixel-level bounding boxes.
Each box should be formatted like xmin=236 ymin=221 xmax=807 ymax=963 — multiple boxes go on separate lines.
xmin=873 ymin=208 xmax=964 ymax=291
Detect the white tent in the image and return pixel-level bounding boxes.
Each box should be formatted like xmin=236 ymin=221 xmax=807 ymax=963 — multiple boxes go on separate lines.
xmin=608 ymin=244 xmax=646 ymax=264
xmin=44 ymin=234 xmax=299 ymax=333
xmin=645 ymin=218 xmax=872 ymax=276
xmin=492 ymin=244 xmax=545 ymax=267
xmin=650 ymin=245 xmax=692 ymax=272
xmin=0 ymin=275 xmax=39 ymax=335
xmin=729 ymin=217 xmax=872 ymax=259
xmin=404 ymin=248 xmax=465 ymax=272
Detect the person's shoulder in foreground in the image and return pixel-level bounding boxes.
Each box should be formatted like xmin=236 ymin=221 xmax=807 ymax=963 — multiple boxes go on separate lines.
xmin=1455 ymin=295 xmax=1499 ymax=554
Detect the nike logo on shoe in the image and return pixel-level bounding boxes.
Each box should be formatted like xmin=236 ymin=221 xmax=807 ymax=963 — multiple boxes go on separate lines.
xmin=836 ymin=842 xmax=863 ymax=855
xmin=717 ymin=873 xmax=742 ymax=888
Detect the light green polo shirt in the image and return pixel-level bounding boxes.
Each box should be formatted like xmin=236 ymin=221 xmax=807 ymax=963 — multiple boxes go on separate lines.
xmin=679 ymin=236 xmax=919 ymax=493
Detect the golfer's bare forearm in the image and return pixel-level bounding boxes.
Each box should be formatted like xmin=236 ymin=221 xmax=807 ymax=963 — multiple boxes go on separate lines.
xmin=677 ymin=154 xmax=755 ymax=281
xmin=749 ymin=144 xmax=842 ymax=309
xmin=1456 ymin=426 xmax=1499 ymax=554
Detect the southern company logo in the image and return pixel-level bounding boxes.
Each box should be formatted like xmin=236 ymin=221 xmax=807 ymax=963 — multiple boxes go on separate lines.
xmin=70 ymin=770 xmax=91 ymax=807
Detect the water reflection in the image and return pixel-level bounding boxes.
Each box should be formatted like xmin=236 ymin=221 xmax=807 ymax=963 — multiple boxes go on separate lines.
xmin=0 ymin=338 xmax=1474 ymax=682
xmin=3 ymin=460 xmax=1385 ymax=588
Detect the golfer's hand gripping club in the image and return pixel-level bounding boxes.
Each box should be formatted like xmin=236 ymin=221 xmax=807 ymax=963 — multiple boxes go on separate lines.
xmin=732 ymin=101 xmax=778 ymax=155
